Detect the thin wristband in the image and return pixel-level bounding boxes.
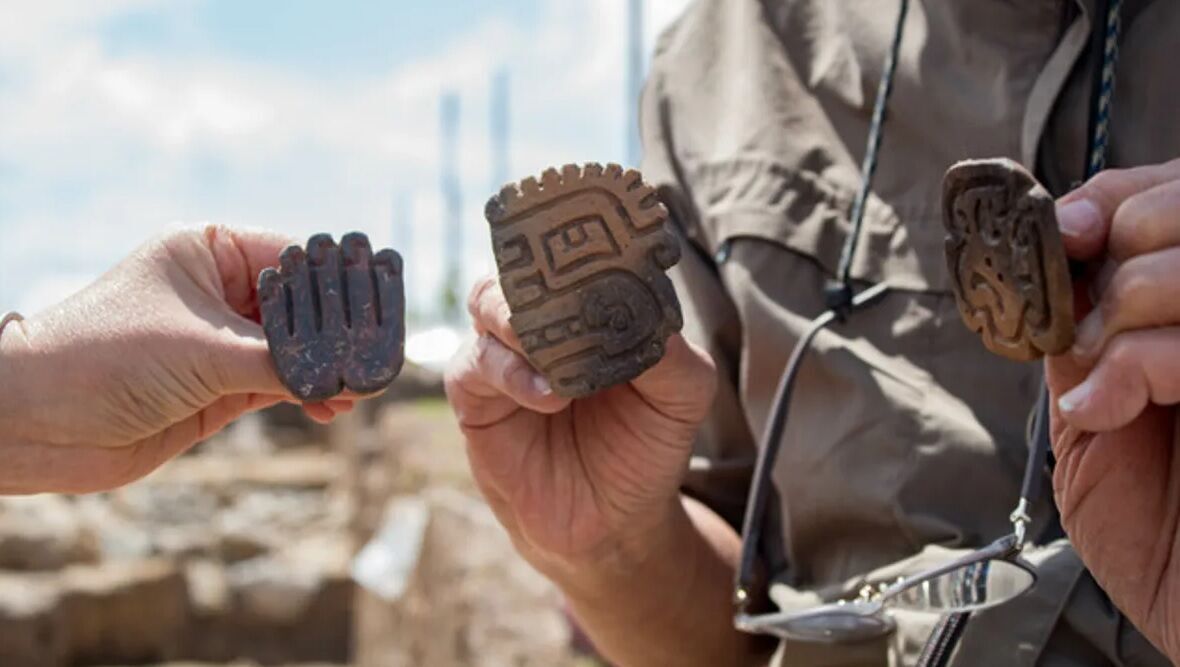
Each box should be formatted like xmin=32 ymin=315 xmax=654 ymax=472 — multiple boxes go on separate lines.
xmin=0 ymin=312 xmax=23 ymax=343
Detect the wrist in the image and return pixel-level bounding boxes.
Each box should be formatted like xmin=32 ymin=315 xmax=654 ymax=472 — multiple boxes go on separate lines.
xmin=548 ymin=496 xmax=771 ymax=666
xmin=547 ymin=496 xmax=699 ymax=614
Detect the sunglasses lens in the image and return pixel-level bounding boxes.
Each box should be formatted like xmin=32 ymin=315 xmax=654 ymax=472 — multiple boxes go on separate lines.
xmin=887 ymin=557 xmax=1035 ymax=614
xmin=737 ymin=601 xmax=895 ymax=643
xmin=781 ymin=610 xmax=895 ymax=643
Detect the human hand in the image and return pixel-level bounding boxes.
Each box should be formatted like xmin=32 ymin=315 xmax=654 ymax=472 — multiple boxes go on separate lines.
xmin=1044 ymin=158 xmax=1180 ymax=660
xmin=444 ymin=276 xmax=716 ymax=583
xmin=0 ymin=224 xmax=355 ymax=495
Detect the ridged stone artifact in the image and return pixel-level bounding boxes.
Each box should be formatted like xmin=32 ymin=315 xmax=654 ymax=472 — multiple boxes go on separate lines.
xmin=258 ymin=232 xmax=405 ymax=402
xmin=485 ymin=163 xmax=683 ymax=398
xmin=942 ymin=159 xmax=1075 ymax=362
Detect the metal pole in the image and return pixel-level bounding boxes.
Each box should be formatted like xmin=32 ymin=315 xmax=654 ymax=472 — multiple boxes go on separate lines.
xmin=490 ymin=69 xmax=510 ymax=191
xmin=625 ymin=0 xmax=645 ymax=166
xmin=439 ymin=93 xmax=463 ymax=322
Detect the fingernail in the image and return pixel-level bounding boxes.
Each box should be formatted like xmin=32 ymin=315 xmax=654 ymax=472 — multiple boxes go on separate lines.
xmin=1058 ymin=378 xmax=1093 ymax=413
xmin=1057 ymin=199 xmax=1102 ymax=240
xmin=1071 ymin=312 xmax=1104 ymax=359
xmin=533 ymin=374 xmax=552 ymax=396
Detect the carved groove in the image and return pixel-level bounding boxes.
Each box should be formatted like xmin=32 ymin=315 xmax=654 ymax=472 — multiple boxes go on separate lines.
xmin=259 ymin=232 xmax=406 ymax=401
xmin=941 ymin=159 xmax=1075 ymax=361
xmin=486 ymin=163 xmax=683 ymax=397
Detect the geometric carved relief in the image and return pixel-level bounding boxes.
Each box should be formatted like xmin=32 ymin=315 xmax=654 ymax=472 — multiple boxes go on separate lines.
xmin=485 ymin=163 xmax=683 ymax=397
xmin=258 ymin=232 xmax=405 ymax=401
xmin=942 ymin=159 xmax=1075 ymax=361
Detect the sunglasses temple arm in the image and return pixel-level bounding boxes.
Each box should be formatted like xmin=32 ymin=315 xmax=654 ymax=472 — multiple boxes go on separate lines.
xmin=734 ymin=283 xmax=892 ymax=607
xmin=1010 ymin=382 xmax=1053 ymax=548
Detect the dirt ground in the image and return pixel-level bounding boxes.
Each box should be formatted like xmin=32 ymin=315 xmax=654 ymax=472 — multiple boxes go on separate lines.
xmin=0 ymin=382 xmax=603 ymax=667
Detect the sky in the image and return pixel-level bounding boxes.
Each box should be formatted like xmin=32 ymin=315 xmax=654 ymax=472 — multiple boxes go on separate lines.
xmin=0 ymin=0 xmax=692 ymax=319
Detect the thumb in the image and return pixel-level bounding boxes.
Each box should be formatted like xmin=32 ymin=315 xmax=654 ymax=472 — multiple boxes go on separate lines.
xmin=1044 ymin=352 xmax=1090 ymax=443
xmin=630 ymin=334 xmax=717 ymax=424
xmin=209 ymin=323 xmax=290 ymax=397
xmin=203 ymin=224 xmax=298 ymax=319
xmin=1044 ymin=272 xmax=1099 ymax=449
xmin=198 ymin=224 xmax=295 ymax=397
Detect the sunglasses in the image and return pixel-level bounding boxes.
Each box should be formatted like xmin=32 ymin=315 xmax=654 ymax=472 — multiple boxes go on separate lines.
xmin=731 ymin=283 xmax=1045 ymax=644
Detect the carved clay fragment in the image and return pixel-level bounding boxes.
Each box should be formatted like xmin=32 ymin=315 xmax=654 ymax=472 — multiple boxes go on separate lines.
xmin=485 ymin=163 xmax=683 ymax=398
xmin=258 ymin=232 xmax=405 ymax=401
xmin=942 ymin=159 xmax=1075 ymax=361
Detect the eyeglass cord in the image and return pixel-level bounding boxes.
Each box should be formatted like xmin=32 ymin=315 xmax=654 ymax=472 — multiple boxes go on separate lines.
xmin=826 ymin=0 xmax=910 ymax=315
xmin=1086 ymin=0 xmax=1122 ymax=179
xmin=734 ymin=0 xmax=910 ymax=604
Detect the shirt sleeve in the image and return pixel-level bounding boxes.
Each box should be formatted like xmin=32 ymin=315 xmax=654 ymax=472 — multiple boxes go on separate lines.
xmin=638 ymin=36 xmax=759 ymax=532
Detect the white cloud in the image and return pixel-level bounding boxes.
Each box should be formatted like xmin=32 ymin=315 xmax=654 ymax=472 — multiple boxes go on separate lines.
xmin=0 ymin=1 xmax=692 ymax=318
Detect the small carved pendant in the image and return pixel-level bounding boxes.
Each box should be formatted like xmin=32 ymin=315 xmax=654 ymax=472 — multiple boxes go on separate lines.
xmin=258 ymin=232 xmax=405 ymax=401
xmin=485 ymin=163 xmax=683 ymax=398
xmin=941 ymin=159 xmax=1075 ymax=362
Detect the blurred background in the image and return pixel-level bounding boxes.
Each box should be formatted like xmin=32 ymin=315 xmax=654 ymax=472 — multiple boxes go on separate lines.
xmin=0 ymin=1 xmax=690 ymax=665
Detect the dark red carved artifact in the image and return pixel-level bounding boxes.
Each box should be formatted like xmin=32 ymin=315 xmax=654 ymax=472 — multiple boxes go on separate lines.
xmin=942 ymin=159 xmax=1075 ymax=362
xmin=258 ymin=233 xmax=405 ymax=402
xmin=485 ymin=163 xmax=683 ymax=398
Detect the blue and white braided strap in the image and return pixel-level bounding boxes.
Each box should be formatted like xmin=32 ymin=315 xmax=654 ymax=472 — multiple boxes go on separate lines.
xmin=1088 ymin=0 xmax=1123 ymax=178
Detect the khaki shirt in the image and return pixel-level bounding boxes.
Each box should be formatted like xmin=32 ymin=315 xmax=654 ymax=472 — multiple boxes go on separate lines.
xmin=639 ymin=1 xmax=1179 ymax=665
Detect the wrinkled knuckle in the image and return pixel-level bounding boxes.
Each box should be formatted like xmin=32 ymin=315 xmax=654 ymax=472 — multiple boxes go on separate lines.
xmin=1111 ymin=195 xmax=1146 ymax=239
xmin=467 ymin=275 xmax=496 ymax=317
xmin=444 ymin=344 xmax=479 ymax=384
xmin=1087 ymin=168 xmax=1127 ymax=198
xmin=442 ymin=365 xmax=464 ymax=395
xmin=499 ymin=353 xmax=527 ymax=390
xmin=1122 ymin=269 xmax=1153 ymax=306
xmin=1104 ymin=335 xmax=1140 ymax=375
xmin=496 ymin=300 xmax=513 ymax=328
xmin=1107 ymin=263 xmax=1151 ymax=320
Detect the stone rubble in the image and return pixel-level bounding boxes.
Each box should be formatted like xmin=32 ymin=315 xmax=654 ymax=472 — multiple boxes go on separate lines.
xmin=0 ymin=371 xmax=594 ymax=667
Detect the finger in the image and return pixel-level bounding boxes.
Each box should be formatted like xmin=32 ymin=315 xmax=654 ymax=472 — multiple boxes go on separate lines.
xmin=628 ymin=334 xmax=717 ymax=424
xmin=466 ymin=275 xmax=524 ymax=354
xmin=209 ymin=322 xmax=289 ymax=396
xmin=0 ymin=393 xmax=284 ymax=495
xmin=258 ymin=268 xmax=289 ymax=340
xmin=1108 ymin=179 xmax=1180 ymax=262
xmin=302 ymin=402 xmax=336 ymax=424
xmin=341 ymin=233 xmax=377 ymax=329
xmin=372 ymin=249 xmax=404 ymax=332
xmin=301 ymin=400 xmax=351 ymax=420
xmin=307 ymin=234 xmax=346 ymax=333
xmin=183 ymin=393 xmax=286 ymax=442
xmin=1056 ymin=159 xmax=1180 ymax=261
xmin=280 ymin=246 xmax=316 ymax=337
xmin=1057 ymin=327 xmax=1180 ymax=432
xmin=1087 ymin=257 xmax=1119 ymax=305
xmin=202 ymin=224 xmax=298 ymax=319
xmin=1072 ymin=247 xmax=1180 ymax=361
xmin=444 ymin=335 xmax=569 ymax=429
